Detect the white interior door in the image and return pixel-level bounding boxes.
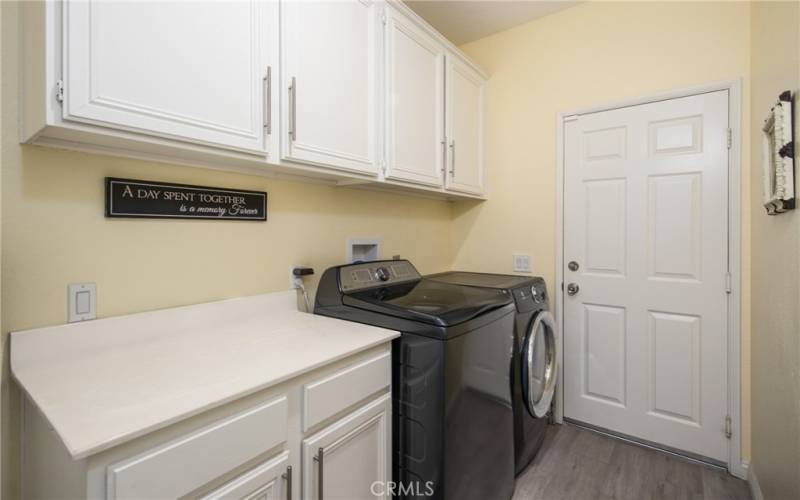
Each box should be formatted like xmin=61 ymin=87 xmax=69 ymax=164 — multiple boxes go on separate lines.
xmin=384 ymin=6 xmax=445 ymax=187
xmin=63 ymin=0 xmax=274 ymax=154
xmin=281 ymin=0 xmax=379 ymax=175
xmin=563 ymin=91 xmax=730 ymax=463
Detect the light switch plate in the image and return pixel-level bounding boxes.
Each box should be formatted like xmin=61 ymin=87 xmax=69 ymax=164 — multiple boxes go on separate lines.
xmin=68 ymin=283 xmax=96 ymax=322
xmin=513 ymin=254 xmax=533 ymax=273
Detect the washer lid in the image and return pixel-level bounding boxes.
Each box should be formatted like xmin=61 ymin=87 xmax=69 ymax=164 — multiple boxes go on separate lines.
xmin=427 ymin=271 xmax=541 ymax=290
xmin=344 ymin=279 xmax=513 ymax=328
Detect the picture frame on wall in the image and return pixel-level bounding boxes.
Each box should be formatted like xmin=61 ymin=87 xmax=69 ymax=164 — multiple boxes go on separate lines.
xmin=762 ymin=90 xmax=795 ymax=215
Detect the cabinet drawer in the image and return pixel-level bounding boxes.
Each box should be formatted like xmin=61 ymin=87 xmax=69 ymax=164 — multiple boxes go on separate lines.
xmin=303 ymin=351 xmax=390 ymax=431
xmin=107 ymin=396 xmax=288 ymax=500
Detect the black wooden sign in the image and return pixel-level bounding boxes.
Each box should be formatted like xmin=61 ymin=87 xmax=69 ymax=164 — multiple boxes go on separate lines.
xmin=105 ymin=178 xmax=267 ymax=221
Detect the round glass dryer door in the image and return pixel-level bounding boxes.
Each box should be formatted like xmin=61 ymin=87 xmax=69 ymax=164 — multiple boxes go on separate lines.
xmin=521 ymin=310 xmax=557 ymax=418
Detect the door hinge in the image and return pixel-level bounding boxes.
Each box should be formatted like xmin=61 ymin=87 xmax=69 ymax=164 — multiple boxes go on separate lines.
xmin=725 ymin=272 xmax=732 ymax=294
xmin=725 ymin=415 xmax=732 ymax=439
xmin=726 ymin=128 xmax=732 ymax=149
xmin=55 ymin=80 xmax=64 ymax=103
xmin=381 ymin=12 xmax=387 ymax=25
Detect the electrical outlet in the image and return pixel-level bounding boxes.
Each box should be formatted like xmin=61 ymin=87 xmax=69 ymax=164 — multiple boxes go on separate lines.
xmin=289 ymin=266 xmax=303 ymax=289
xmin=513 ymin=254 xmax=532 ymax=273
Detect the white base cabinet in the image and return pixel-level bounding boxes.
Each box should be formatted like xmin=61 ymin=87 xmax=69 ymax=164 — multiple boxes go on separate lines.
xmin=21 ymin=345 xmax=392 ymax=500
xmin=302 ymin=396 xmax=391 ymax=500
xmin=20 ymin=0 xmax=487 ymax=199
xmin=200 ymin=452 xmax=290 ymax=500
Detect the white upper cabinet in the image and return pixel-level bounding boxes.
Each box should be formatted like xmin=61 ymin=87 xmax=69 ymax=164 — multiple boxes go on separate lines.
xmin=22 ymin=1 xmax=487 ymax=199
xmin=445 ymin=54 xmax=486 ymax=195
xmin=62 ymin=0 xmax=276 ymax=155
xmin=281 ymin=0 xmax=380 ymax=175
xmin=384 ymin=5 xmax=446 ymax=187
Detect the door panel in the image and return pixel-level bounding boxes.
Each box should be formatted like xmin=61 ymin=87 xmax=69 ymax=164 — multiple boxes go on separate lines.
xmin=582 ymin=304 xmax=626 ymax=406
xmin=563 ymin=91 xmax=729 ymax=463
xmin=445 ymin=56 xmax=485 ymax=195
xmin=384 ymin=7 xmax=445 ymax=186
xmin=302 ymin=395 xmax=390 ymax=500
xmin=64 ymin=0 xmax=274 ymax=154
xmin=200 ymin=452 xmax=289 ymax=500
xmin=648 ymin=311 xmax=701 ymax=424
xmin=282 ymin=0 xmax=379 ymax=175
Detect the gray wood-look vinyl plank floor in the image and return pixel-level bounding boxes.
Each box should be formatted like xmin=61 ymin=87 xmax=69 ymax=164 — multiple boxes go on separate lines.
xmin=513 ymin=424 xmax=751 ymax=500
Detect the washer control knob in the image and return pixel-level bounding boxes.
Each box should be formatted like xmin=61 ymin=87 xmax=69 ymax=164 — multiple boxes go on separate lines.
xmin=531 ymin=286 xmax=542 ymax=303
xmin=375 ymin=267 xmax=391 ymax=282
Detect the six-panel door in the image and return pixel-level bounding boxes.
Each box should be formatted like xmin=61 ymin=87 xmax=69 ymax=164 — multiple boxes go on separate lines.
xmin=281 ymin=0 xmax=380 ymax=175
xmin=384 ymin=5 xmax=446 ymax=187
xmin=302 ymin=395 xmax=391 ymax=500
xmin=563 ymin=91 xmax=730 ymax=462
xmin=63 ymin=0 xmax=275 ymax=154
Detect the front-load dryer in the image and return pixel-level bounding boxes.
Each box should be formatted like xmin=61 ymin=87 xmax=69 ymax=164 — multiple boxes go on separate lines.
xmin=426 ymin=272 xmax=557 ymax=476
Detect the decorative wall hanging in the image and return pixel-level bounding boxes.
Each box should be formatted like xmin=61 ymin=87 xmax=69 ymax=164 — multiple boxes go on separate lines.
xmin=105 ymin=178 xmax=267 ymax=220
xmin=761 ymin=91 xmax=795 ymax=215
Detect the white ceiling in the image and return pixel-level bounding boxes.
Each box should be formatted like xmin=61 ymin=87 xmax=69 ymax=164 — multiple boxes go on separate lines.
xmin=405 ymin=1 xmax=581 ymax=45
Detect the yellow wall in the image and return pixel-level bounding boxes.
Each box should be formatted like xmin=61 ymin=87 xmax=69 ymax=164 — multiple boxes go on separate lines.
xmin=0 ymin=1 xmax=771 ymax=496
xmin=456 ymin=1 xmax=752 ymax=458
xmin=0 ymin=2 xmax=453 ymax=496
xmin=749 ymin=2 xmax=800 ymax=498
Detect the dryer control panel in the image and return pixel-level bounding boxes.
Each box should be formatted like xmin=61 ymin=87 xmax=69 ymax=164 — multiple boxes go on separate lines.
xmin=339 ymin=260 xmax=421 ymax=292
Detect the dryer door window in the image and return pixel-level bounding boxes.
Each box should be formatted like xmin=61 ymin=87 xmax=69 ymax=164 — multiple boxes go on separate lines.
xmin=521 ymin=311 xmax=558 ymax=418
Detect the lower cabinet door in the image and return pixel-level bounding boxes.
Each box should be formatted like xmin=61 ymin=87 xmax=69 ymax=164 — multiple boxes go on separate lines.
xmin=201 ymin=451 xmax=291 ymax=500
xmin=302 ymin=394 xmax=391 ymax=500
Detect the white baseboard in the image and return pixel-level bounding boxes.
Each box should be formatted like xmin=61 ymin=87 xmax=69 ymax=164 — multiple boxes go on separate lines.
xmin=748 ymin=462 xmax=765 ymax=500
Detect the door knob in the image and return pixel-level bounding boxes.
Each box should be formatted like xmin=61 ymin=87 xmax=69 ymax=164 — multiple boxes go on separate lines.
xmin=566 ymin=283 xmax=580 ymax=296
xmin=568 ymin=261 xmax=579 ymax=271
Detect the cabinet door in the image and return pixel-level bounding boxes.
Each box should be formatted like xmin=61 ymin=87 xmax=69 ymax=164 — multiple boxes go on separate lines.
xmin=201 ymin=451 xmax=291 ymax=500
xmin=445 ymin=55 xmax=486 ymax=195
xmin=384 ymin=7 xmax=445 ymax=187
xmin=302 ymin=395 xmax=390 ymax=500
xmin=281 ymin=0 xmax=380 ymax=175
xmin=63 ymin=1 xmax=275 ymax=154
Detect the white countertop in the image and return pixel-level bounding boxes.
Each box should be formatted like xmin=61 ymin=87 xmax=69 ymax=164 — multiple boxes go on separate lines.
xmin=11 ymin=291 xmax=399 ymax=460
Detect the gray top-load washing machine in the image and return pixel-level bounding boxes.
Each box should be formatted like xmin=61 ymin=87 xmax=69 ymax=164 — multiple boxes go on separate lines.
xmin=314 ymin=260 xmax=517 ymax=500
xmin=427 ymin=272 xmax=557 ymax=476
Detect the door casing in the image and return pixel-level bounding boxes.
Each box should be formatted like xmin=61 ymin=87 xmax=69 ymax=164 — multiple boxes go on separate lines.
xmin=554 ymin=80 xmax=744 ymax=479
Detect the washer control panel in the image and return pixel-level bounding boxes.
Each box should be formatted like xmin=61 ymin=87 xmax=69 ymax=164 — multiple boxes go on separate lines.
xmin=339 ymin=260 xmax=421 ymax=292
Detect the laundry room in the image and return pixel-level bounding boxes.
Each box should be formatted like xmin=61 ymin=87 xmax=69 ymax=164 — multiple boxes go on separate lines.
xmin=0 ymin=1 xmax=798 ymax=499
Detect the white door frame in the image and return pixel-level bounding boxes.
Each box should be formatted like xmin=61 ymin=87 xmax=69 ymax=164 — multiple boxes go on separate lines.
xmin=554 ymin=79 xmax=744 ymax=479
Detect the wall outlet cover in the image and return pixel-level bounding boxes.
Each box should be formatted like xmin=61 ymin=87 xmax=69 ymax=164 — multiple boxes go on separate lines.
xmin=513 ymin=254 xmax=533 ymax=273
xmin=68 ymin=283 xmax=96 ymax=322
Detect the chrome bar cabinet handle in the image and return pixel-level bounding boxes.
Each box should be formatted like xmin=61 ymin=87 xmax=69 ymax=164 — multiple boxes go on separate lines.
xmin=282 ymin=465 xmax=292 ymax=500
xmin=449 ymin=140 xmax=456 ymax=175
xmin=313 ymin=447 xmax=323 ymax=500
xmin=288 ymin=77 xmax=297 ymax=141
xmin=264 ymin=66 xmax=272 ymax=135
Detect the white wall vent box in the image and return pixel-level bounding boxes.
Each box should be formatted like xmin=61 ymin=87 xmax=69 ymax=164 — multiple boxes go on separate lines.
xmin=347 ymin=238 xmax=382 ymax=263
